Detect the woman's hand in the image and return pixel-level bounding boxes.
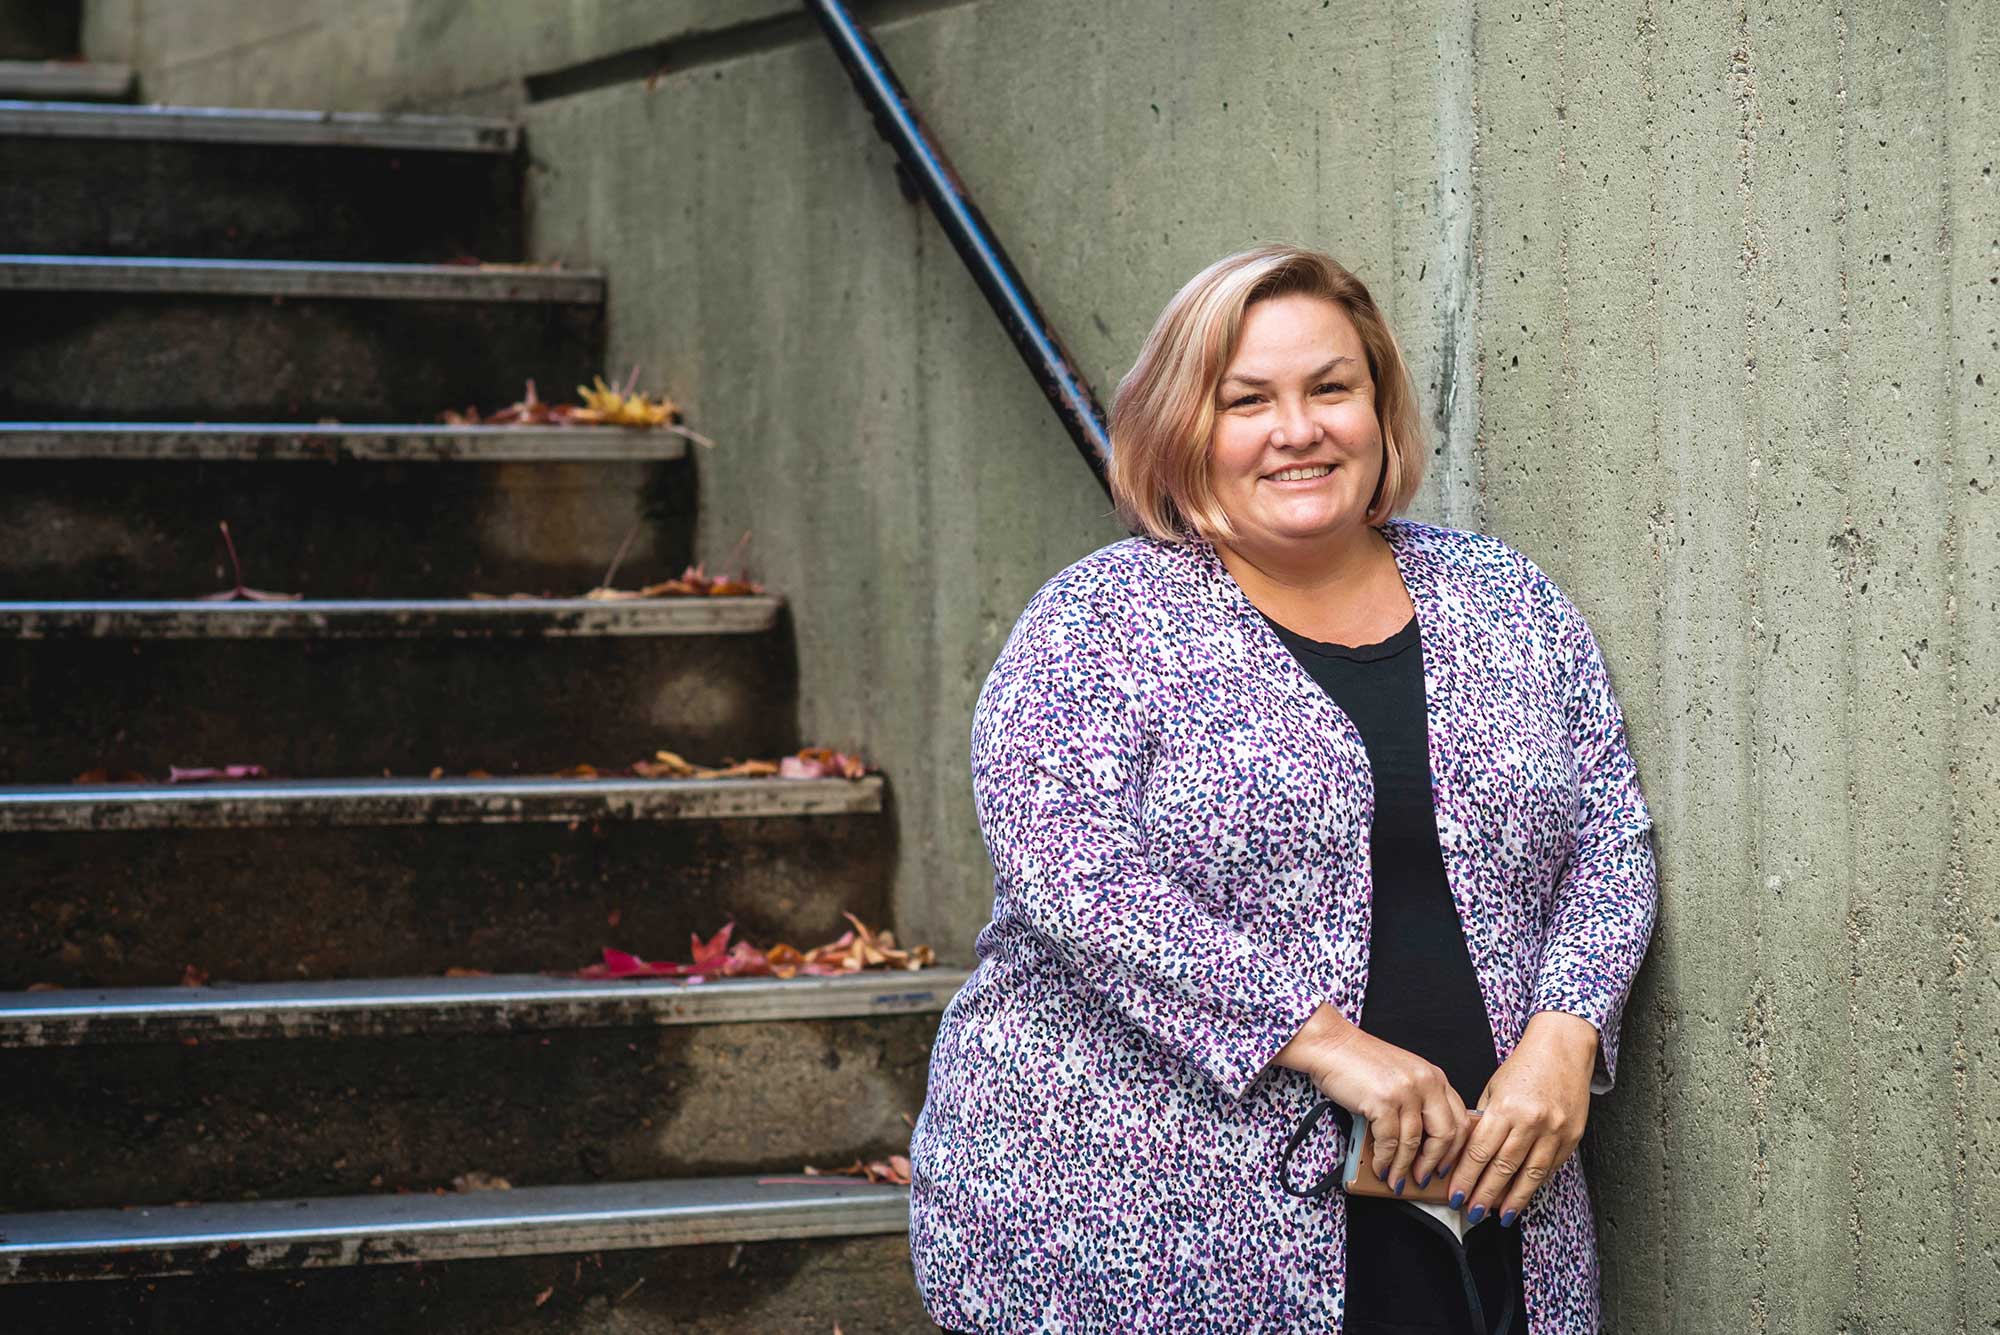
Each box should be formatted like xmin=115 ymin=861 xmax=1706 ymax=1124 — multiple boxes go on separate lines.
xmin=1275 ymin=1004 xmax=1471 ymax=1195
xmin=1445 ymin=1010 xmax=1600 ymax=1226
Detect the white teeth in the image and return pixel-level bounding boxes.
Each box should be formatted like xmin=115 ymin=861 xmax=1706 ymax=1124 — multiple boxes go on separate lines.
xmin=1267 ymin=465 xmax=1332 ymax=481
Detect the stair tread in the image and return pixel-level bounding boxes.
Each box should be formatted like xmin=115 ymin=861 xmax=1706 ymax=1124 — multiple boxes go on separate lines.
xmin=0 ymin=254 xmax=602 ymax=303
xmin=0 ymin=422 xmax=688 ymax=461
xmin=0 ymin=596 xmax=779 ymax=638
xmin=0 ymin=773 xmax=885 ymax=832
xmin=0 ymin=62 xmax=132 ymax=102
xmin=0 ymin=1176 xmax=910 ymax=1280
xmin=0 ymin=98 xmax=516 ymax=151
xmin=0 ymin=966 xmax=971 ymax=1046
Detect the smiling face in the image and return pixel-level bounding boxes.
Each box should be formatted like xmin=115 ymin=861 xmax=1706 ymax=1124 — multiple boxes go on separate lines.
xmin=1206 ymin=292 xmax=1385 ymax=554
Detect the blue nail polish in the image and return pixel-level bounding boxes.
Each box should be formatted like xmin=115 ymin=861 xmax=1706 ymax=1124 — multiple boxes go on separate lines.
xmin=1467 ymin=1205 xmax=1486 ymax=1224
xmin=1449 ymin=1190 xmax=1466 ymax=1209
xmin=1394 ymin=1178 xmax=1406 ymax=1195
xmin=1416 ymin=1171 xmax=1430 ymax=1188
xmin=1500 ymin=1209 xmax=1518 ymax=1228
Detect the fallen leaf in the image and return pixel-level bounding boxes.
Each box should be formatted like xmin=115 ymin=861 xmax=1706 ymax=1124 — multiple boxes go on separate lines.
xmin=451 ymin=1171 xmax=513 ymax=1193
xmin=26 ymin=982 xmax=62 ymax=992
xmin=572 ymin=913 xmax=933 ymax=981
xmin=73 ymin=768 xmax=149 ymax=784
xmin=180 ymin=964 xmax=209 ymax=988
xmin=533 ymin=1286 xmax=554 ymax=1308
xmin=443 ymin=967 xmax=490 ymax=978
xmin=440 ymin=367 xmax=713 ymax=447
xmin=198 ymin=521 xmax=301 ymax=602
xmin=167 ymin=764 xmax=268 ymax=784
xmin=779 ymin=748 xmax=868 ymax=780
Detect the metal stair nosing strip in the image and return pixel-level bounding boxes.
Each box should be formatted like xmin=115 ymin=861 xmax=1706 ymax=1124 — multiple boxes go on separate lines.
xmin=0 ymin=1177 xmax=913 ymax=1283
xmin=0 ymin=596 xmax=779 ymax=639
xmin=0 ymin=98 xmax=517 ymax=152
xmin=0 ymin=967 xmax=974 ymax=1047
xmin=0 ymin=422 xmax=688 ymax=462
xmin=0 ymin=774 xmax=885 ymax=833
xmin=0 ymin=63 xmax=133 ymax=102
xmin=0 ymin=255 xmax=604 ymax=304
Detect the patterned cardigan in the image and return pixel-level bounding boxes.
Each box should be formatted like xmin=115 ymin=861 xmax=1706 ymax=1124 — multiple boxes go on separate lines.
xmin=909 ymin=516 xmax=1660 ymax=1333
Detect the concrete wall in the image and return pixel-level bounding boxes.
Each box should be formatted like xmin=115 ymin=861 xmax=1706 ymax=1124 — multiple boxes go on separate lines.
xmin=84 ymin=1 xmax=1997 ymax=1330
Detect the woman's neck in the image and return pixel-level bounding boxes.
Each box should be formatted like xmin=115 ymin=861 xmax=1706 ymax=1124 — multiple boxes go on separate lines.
xmin=1212 ymin=524 xmax=1413 ymax=644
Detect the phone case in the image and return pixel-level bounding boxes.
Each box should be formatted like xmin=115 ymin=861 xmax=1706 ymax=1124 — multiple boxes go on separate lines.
xmin=1340 ymin=1109 xmax=1478 ymax=1207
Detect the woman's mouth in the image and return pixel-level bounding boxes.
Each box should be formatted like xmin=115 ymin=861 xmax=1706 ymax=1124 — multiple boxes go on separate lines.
xmin=1262 ymin=463 xmax=1336 ymax=485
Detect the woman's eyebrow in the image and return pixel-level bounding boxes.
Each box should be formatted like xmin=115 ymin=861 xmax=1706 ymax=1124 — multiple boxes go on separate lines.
xmin=1219 ymin=355 xmax=1358 ymax=388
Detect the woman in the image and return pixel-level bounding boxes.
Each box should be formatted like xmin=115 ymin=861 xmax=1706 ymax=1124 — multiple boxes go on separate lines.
xmin=908 ymin=244 xmax=1658 ymax=1334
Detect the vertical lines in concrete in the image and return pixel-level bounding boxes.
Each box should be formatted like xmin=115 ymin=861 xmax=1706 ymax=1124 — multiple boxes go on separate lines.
xmin=1429 ymin=0 xmax=1484 ymax=530
xmin=1944 ymin=3 xmax=1999 ymax=1324
xmin=1939 ymin=6 xmax=1995 ymax=1331
xmin=1745 ymin=4 xmax=1859 ymax=1330
xmin=1650 ymin=2 xmax=1764 ymax=1327
xmin=1844 ymin=2 xmax=1958 ymax=1325
xmin=1537 ymin=0 xmax=1677 ymax=1325
xmin=1634 ymin=3 xmax=1676 ymax=1316
xmin=1729 ymin=4 xmax=1773 ymax=1326
xmin=1829 ymin=11 xmax=1869 ymax=1330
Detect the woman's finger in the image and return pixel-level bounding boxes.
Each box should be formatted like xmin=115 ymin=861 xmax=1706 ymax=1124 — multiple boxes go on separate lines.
xmin=1387 ymin=1099 xmax=1425 ymax=1195
xmin=1412 ymin=1089 xmax=1463 ymax=1188
xmin=1439 ymin=1105 xmax=1478 ymax=1186
xmin=1444 ymin=1106 xmax=1508 ymax=1216
xmin=1368 ymin=1098 xmax=1421 ymax=1192
xmin=1461 ymin=1119 xmax=1533 ymax=1225
xmin=1494 ymin=1130 xmax=1567 ymax=1225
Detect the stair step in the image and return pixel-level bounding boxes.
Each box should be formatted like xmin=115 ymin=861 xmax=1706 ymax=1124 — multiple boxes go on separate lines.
xmin=0 ymin=1235 xmax=930 ymax=1331
xmin=0 ymin=428 xmax=694 ymax=598
xmin=0 ymin=967 xmax=969 ymax=1046
xmin=0 ymin=98 xmax=516 ymax=152
xmin=2 ymin=103 xmax=523 ymax=261
xmin=0 ymin=774 xmax=884 ymax=833
xmin=0 ymin=597 xmax=777 ymax=639
xmin=5 ymin=1001 xmax=938 ymax=1213
xmin=0 ymin=259 xmax=602 ymax=420
xmin=0 ymin=1177 xmax=910 ymax=1284
xmin=0 ymin=422 xmax=687 ymax=462
xmin=0 ymin=255 xmax=601 ymax=303
xmin=0 ymin=61 xmax=131 ymax=102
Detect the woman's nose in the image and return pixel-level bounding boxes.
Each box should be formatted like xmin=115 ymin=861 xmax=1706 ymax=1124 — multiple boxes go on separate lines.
xmin=1271 ymin=399 xmax=1322 ymax=448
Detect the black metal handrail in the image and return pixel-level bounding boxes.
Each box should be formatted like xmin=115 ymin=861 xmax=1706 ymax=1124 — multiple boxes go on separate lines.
xmin=803 ymin=0 xmax=1112 ymax=495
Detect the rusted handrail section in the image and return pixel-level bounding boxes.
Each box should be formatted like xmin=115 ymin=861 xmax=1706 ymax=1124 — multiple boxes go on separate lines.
xmin=802 ymin=0 xmax=1112 ymax=494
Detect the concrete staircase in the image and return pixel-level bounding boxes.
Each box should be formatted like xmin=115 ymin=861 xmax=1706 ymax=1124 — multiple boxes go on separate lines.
xmin=0 ymin=97 xmax=956 ymax=1332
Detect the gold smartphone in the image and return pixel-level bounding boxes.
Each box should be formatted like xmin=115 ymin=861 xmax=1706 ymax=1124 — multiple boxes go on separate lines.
xmin=1339 ymin=1108 xmax=1481 ymax=1206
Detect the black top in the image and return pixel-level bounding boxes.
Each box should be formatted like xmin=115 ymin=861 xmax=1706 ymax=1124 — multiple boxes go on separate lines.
xmin=1263 ymin=608 xmax=1524 ymax=1334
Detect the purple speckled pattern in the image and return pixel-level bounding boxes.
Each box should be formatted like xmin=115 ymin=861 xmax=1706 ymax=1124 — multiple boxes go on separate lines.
xmin=908 ymin=517 xmax=1659 ymax=1333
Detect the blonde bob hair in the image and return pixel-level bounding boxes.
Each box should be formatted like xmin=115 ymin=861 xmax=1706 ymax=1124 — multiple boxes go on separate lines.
xmin=1108 ymin=244 xmax=1426 ymax=544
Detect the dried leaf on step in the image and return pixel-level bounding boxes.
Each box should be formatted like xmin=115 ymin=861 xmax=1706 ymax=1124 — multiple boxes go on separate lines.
xmin=779 ymin=748 xmax=868 ymax=780
xmin=630 ymin=748 xmax=696 ymax=778
xmin=451 ymin=1171 xmax=513 ymax=1193
xmin=167 ymin=764 xmax=269 ymax=783
xmin=571 ymin=370 xmax=680 ymax=428
xmin=74 ymin=767 xmax=149 ymax=784
xmin=180 ymin=964 xmax=209 ymax=988
xmin=199 ymin=521 xmax=301 ymax=602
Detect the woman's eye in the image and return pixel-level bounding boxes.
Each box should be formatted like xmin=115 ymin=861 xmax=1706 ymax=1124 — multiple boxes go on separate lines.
xmin=1315 ymin=382 xmax=1349 ymax=395
xmin=1227 ymin=394 xmax=1260 ymax=408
